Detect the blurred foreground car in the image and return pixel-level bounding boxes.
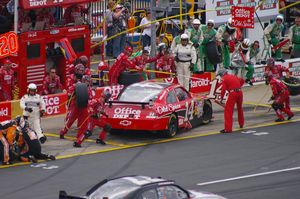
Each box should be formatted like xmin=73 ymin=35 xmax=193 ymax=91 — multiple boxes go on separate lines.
xmin=104 ymin=80 xmax=213 ymax=137
xmin=59 ymin=175 xmax=226 ymax=199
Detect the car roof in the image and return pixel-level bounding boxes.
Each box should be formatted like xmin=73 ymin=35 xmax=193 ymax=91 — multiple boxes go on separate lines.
xmin=129 ymin=80 xmax=173 ymax=89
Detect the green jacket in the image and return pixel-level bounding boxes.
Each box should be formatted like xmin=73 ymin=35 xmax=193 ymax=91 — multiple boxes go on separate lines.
xmin=201 ymin=25 xmax=217 ymax=44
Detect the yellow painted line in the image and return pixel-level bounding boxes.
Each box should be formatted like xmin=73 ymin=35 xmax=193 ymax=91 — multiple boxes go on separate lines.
xmin=2 ymin=117 xmax=300 ymax=169
xmin=245 ymin=101 xmax=300 ymax=111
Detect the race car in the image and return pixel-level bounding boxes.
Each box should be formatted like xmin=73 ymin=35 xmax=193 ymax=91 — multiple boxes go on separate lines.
xmin=103 ymin=80 xmax=213 ymax=137
xmin=59 ymin=175 xmax=226 ymax=199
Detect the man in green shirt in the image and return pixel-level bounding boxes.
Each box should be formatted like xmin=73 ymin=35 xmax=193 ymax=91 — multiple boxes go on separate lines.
xmin=288 ymin=17 xmax=300 ymax=58
xmin=200 ymin=19 xmax=217 ymax=72
xmin=187 ymin=19 xmax=204 ymax=73
xmin=215 ymin=17 xmax=237 ymax=69
xmin=262 ymin=15 xmax=284 ymax=61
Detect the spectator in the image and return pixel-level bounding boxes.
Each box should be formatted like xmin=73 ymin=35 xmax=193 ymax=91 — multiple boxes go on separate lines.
xmin=105 ymin=0 xmax=115 ymax=57
xmin=112 ymin=4 xmax=130 ymax=58
xmin=36 ymin=8 xmax=55 ymax=29
xmin=63 ymin=4 xmax=88 ymax=24
xmin=18 ymin=9 xmax=33 ymax=32
xmin=42 ymin=68 xmax=63 ymax=95
xmin=249 ymin=41 xmax=261 ymax=64
xmin=0 ymin=58 xmax=15 ymax=101
xmin=140 ymin=9 xmax=159 ymax=49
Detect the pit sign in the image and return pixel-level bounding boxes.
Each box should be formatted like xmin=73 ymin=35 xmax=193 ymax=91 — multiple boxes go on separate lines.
xmin=231 ymin=6 xmax=254 ymax=29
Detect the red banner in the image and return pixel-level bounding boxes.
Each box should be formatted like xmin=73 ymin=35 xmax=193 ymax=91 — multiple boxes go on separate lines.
xmin=0 ymin=101 xmax=11 ymax=121
xmin=0 ymin=32 xmax=19 ymax=59
xmin=20 ymin=0 xmax=97 ymax=9
xmin=42 ymin=93 xmax=68 ymax=117
xmin=231 ymin=6 xmax=255 ymax=29
xmin=189 ymin=73 xmax=212 ymax=93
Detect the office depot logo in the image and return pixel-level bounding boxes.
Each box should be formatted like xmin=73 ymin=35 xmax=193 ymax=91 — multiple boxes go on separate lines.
xmin=0 ymin=107 xmax=8 ymax=116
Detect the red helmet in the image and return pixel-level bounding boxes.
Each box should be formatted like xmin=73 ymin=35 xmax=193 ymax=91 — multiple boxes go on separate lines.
xmin=2 ymin=58 xmax=12 ymax=66
xmin=79 ymin=55 xmax=89 ymax=66
xmin=125 ymin=46 xmax=133 ymax=53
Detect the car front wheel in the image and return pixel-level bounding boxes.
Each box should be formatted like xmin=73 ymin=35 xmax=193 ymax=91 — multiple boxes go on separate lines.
xmin=202 ymin=100 xmax=213 ymax=124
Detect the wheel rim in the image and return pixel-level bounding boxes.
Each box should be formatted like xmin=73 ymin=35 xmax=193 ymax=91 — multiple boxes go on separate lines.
xmin=168 ymin=116 xmax=177 ymax=137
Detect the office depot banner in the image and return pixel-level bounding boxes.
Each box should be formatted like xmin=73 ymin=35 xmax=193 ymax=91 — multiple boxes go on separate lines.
xmin=231 ymin=6 xmax=255 ymax=29
xmin=0 ymin=101 xmax=11 ymax=121
xmin=206 ymin=0 xmax=278 ymax=24
xmin=42 ymin=93 xmax=68 ymax=117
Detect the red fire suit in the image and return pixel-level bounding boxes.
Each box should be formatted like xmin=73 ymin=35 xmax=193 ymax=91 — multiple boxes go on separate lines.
xmin=0 ymin=67 xmax=14 ymax=101
xmin=265 ymin=64 xmax=289 ymax=79
xmin=108 ymin=53 xmax=141 ymax=85
xmin=221 ymin=74 xmax=245 ymax=132
xmin=59 ymin=74 xmax=92 ymax=145
xmin=42 ymin=75 xmax=63 ymax=95
xmin=269 ymin=77 xmax=294 ymax=120
xmin=156 ymin=56 xmax=175 ymax=78
xmin=78 ymin=97 xmax=111 ymax=144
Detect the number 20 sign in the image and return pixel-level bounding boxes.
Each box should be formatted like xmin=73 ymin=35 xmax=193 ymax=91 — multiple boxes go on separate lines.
xmin=0 ymin=32 xmax=19 ymax=59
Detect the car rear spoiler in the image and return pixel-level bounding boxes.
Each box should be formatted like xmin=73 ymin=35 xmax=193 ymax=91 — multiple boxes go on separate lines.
xmin=108 ymin=101 xmax=150 ymax=109
xmin=59 ymin=191 xmax=85 ymax=199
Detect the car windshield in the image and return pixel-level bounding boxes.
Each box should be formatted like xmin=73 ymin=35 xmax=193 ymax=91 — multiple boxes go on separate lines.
xmin=118 ymin=84 xmax=164 ymax=102
xmin=88 ymin=179 xmax=140 ymax=199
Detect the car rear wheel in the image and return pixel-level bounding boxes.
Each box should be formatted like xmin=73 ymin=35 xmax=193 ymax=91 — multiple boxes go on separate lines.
xmin=163 ymin=114 xmax=178 ymax=138
xmin=202 ymin=100 xmax=213 ymax=124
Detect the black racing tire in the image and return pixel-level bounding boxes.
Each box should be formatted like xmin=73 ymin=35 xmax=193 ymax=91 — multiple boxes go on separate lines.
xmin=201 ymin=100 xmax=213 ymax=124
xmin=163 ymin=114 xmax=178 ymax=138
xmin=206 ymin=41 xmax=223 ymax=65
xmin=118 ymin=71 xmax=143 ymax=86
xmin=75 ymin=83 xmax=89 ymax=108
xmin=282 ymin=76 xmax=300 ymax=96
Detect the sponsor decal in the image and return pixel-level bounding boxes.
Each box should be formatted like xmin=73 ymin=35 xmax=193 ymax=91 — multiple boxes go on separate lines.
xmin=28 ymin=32 xmax=37 ymax=38
xmin=50 ymin=29 xmax=60 ymax=35
xmin=231 ymin=6 xmax=255 ymax=29
xmin=190 ymin=78 xmax=210 ymax=88
xmin=146 ymin=112 xmax=156 ymax=119
xmin=259 ymin=0 xmax=277 ymax=10
xmin=42 ymin=94 xmax=67 ymax=116
xmin=216 ymin=0 xmax=234 ymax=16
xmin=190 ymin=73 xmax=212 ymax=93
xmin=120 ymin=120 xmax=132 ymax=126
xmin=157 ymin=104 xmax=181 ymax=114
xmin=68 ymin=27 xmax=86 ymax=32
xmin=113 ymin=107 xmax=141 ymax=119
xmin=29 ymin=0 xmax=47 ymax=7
xmin=0 ymin=102 xmax=11 ymax=121
xmin=207 ymin=77 xmax=229 ymax=103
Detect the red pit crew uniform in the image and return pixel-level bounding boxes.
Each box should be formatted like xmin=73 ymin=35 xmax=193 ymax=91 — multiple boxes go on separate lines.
xmin=59 ymin=74 xmax=92 ymax=146
xmin=221 ymin=74 xmax=245 ymax=133
xmin=20 ymin=92 xmax=46 ymax=143
xmin=156 ymin=56 xmax=175 ymax=78
xmin=265 ymin=64 xmax=289 ymax=79
xmin=80 ymin=98 xmax=111 ymax=145
xmin=132 ymin=54 xmax=160 ymax=68
xmin=42 ymin=75 xmax=63 ymax=95
xmin=0 ymin=66 xmax=14 ymax=101
xmin=108 ymin=53 xmax=141 ymax=85
xmin=269 ymin=77 xmax=294 ymax=121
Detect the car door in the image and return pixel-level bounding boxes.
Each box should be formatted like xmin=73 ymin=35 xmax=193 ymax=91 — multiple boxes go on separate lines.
xmin=174 ymin=87 xmax=194 ymax=127
xmin=137 ymin=187 xmax=159 ymax=199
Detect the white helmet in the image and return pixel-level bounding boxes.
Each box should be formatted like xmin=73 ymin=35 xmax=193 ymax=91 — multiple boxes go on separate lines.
xmin=207 ymin=19 xmax=215 ymax=26
xmin=192 ymin=19 xmax=201 ymax=25
xmin=28 ymin=83 xmax=37 ymax=90
xmin=241 ymin=38 xmax=251 ymax=50
xmin=276 ymin=14 xmax=284 ymax=22
xmin=227 ymin=17 xmax=235 ymax=29
xmin=180 ymin=33 xmax=189 ymax=40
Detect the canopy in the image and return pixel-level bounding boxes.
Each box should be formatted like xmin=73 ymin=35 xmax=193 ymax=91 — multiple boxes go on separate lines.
xmin=20 ymin=0 xmax=98 ymax=10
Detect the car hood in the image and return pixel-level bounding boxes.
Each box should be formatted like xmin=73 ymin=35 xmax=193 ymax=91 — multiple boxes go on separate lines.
xmin=188 ymin=190 xmax=226 ymax=199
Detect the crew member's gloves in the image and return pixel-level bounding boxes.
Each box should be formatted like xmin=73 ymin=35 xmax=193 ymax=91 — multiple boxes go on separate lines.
xmin=270 ymin=96 xmax=275 ymax=100
xmin=268 ymin=39 xmax=272 ymax=44
xmin=193 ymin=43 xmax=200 ymax=48
xmin=175 ymin=56 xmax=179 ymax=62
xmin=189 ymin=63 xmax=194 ymax=71
xmin=25 ymin=107 xmax=33 ymax=113
xmin=40 ymin=110 xmax=45 ymax=117
xmin=280 ymin=38 xmax=285 ymax=42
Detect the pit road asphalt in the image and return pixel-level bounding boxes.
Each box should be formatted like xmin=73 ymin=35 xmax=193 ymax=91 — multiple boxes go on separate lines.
xmin=0 ymin=84 xmax=300 ymax=199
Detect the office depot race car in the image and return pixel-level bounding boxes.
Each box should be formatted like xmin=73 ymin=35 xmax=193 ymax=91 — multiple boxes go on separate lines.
xmin=104 ymin=80 xmax=213 ymax=137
